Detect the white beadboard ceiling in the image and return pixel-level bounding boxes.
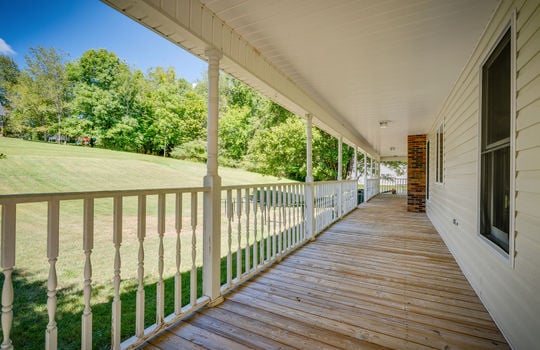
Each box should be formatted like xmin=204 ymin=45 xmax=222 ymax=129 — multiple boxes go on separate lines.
xmin=104 ymin=0 xmax=499 ymax=158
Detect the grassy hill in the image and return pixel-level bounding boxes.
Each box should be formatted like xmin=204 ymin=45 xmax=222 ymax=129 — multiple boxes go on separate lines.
xmin=0 ymin=137 xmax=285 ymax=194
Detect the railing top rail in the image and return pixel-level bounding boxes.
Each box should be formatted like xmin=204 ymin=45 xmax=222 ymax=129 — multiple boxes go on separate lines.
xmin=312 ymin=179 xmax=357 ymax=185
xmin=0 ymin=186 xmax=209 ymax=204
xmin=221 ymin=181 xmax=301 ymax=191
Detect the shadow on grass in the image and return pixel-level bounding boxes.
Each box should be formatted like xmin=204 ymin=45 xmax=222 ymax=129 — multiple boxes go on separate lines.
xmin=0 ymin=234 xmax=288 ymax=349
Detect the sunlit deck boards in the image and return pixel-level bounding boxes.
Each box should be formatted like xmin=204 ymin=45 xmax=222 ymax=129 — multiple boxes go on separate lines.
xmin=143 ymin=196 xmax=508 ymax=350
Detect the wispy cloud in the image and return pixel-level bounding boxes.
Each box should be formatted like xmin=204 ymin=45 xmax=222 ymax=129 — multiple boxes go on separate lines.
xmin=0 ymin=38 xmax=16 ymax=55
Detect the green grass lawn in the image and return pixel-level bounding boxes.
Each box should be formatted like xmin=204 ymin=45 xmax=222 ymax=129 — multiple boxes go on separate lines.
xmin=0 ymin=137 xmax=283 ymax=194
xmin=0 ymin=137 xmax=290 ymax=349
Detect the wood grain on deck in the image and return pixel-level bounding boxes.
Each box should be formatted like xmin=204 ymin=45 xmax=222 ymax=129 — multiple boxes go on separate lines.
xmin=144 ymin=196 xmax=508 ymax=350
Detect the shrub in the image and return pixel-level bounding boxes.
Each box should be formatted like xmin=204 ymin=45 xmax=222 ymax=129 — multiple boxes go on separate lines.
xmin=170 ymin=140 xmax=207 ymax=162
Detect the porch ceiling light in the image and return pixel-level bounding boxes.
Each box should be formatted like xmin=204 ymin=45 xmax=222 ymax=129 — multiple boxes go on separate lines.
xmin=379 ymin=120 xmax=389 ymax=128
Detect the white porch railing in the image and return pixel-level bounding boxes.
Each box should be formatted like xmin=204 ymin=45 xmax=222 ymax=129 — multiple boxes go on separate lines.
xmin=220 ymin=183 xmax=305 ymax=292
xmin=313 ymin=180 xmax=357 ymax=234
xmin=0 ymin=187 xmax=209 ymax=350
xmin=365 ymin=177 xmax=380 ymax=201
xmin=0 ymin=180 xmax=358 ymax=349
xmin=380 ymin=178 xmax=407 ymax=196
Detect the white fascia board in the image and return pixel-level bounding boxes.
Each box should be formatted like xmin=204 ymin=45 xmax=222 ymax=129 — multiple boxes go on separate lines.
xmin=102 ymin=0 xmax=379 ymax=159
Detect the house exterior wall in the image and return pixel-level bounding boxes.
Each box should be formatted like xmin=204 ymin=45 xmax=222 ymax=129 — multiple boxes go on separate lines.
xmin=426 ymin=0 xmax=540 ymax=348
xmin=407 ymin=134 xmax=427 ymax=212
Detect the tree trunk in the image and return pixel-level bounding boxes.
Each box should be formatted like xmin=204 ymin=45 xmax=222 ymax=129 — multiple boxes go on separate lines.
xmin=163 ymin=134 xmax=167 ymax=158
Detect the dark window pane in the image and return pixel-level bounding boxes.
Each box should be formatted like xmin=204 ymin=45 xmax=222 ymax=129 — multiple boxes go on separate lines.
xmin=480 ymin=147 xmax=510 ymax=252
xmin=492 ymin=147 xmax=510 ymax=235
xmin=480 ymin=28 xmax=511 ymax=254
xmin=483 ymin=30 xmax=511 ymax=148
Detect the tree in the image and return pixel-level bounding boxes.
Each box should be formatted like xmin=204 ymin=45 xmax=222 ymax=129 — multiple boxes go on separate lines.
xmin=68 ymin=49 xmax=145 ymax=150
xmin=247 ymin=117 xmax=307 ymax=180
xmin=219 ymin=105 xmax=251 ymax=162
xmin=9 ymin=72 xmax=54 ymax=140
xmin=382 ymin=160 xmax=407 ymax=177
xmin=0 ymin=55 xmax=19 ymax=108
xmin=0 ymin=55 xmax=20 ymax=135
xmin=142 ymin=67 xmax=203 ymax=156
xmin=25 ymin=47 xmax=70 ymax=142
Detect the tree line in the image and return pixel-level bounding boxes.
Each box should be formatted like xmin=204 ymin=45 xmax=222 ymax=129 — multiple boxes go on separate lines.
xmin=0 ymin=47 xmax=363 ymax=181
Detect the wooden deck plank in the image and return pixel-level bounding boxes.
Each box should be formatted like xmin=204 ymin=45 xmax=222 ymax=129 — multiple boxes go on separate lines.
xmin=144 ymin=196 xmax=509 ymax=350
xmin=217 ymin=300 xmax=390 ymax=350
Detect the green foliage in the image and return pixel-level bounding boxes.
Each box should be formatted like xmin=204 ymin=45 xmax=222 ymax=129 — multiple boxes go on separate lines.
xmin=247 ymin=117 xmax=307 ymax=180
xmin=0 ymin=54 xmax=19 ymax=108
xmin=382 ymin=160 xmax=407 ymax=176
xmin=5 ymin=46 xmax=354 ymax=182
xmin=7 ymin=47 xmax=70 ymax=141
xmin=170 ymin=139 xmax=207 ymax=162
xmin=219 ymin=105 xmax=251 ymax=161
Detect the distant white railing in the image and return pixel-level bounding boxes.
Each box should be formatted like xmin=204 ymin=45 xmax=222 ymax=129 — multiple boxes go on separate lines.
xmin=365 ymin=177 xmax=380 ymax=201
xmin=220 ymin=183 xmax=305 ymax=292
xmin=380 ymin=178 xmax=407 ymax=196
xmin=0 ymin=180 xmax=358 ymax=349
xmin=313 ymin=180 xmax=357 ymax=234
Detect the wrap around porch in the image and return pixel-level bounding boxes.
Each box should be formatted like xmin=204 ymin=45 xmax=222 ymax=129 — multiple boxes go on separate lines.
xmin=142 ymin=196 xmax=508 ymax=350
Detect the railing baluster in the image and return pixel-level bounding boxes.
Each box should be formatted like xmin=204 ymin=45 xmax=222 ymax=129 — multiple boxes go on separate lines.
xmin=244 ymin=188 xmax=250 ymax=273
xmin=316 ymin=183 xmax=320 ymax=231
xmin=112 ymin=196 xmax=122 ymax=350
xmin=259 ymin=187 xmax=265 ymax=265
xmin=236 ymin=189 xmax=242 ymax=279
xmin=226 ymin=190 xmax=233 ymax=286
xmin=266 ymin=188 xmax=271 ymax=262
xmin=277 ymin=185 xmax=283 ymax=256
xmin=175 ymin=193 xmax=182 ymax=315
xmin=287 ymin=185 xmax=294 ymax=249
xmin=313 ymin=185 xmax=317 ymax=233
xmin=82 ymin=197 xmax=93 ymax=349
xmin=252 ymin=187 xmax=258 ymax=271
xmin=190 ymin=192 xmax=197 ymax=306
xmin=282 ymin=185 xmax=288 ymax=251
xmin=294 ymin=185 xmax=299 ymax=246
xmin=46 ymin=200 xmax=59 ymax=350
xmin=156 ymin=194 xmax=165 ymax=325
xmin=294 ymin=185 xmax=300 ymax=245
xmin=272 ymin=186 xmax=277 ymax=259
xmin=136 ymin=195 xmax=146 ymax=337
xmin=1 ymin=202 xmax=15 ymax=350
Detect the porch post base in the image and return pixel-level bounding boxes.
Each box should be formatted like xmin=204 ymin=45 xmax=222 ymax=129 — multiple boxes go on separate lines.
xmin=208 ymin=296 xmax=224 ymax=307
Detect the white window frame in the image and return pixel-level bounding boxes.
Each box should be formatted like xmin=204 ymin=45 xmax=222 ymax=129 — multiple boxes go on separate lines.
xmin=477 ymin=11 xmax=516 ymax=267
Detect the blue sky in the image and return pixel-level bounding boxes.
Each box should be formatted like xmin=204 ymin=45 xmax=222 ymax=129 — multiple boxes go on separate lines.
xmin=0 ymin=0 xmax=206 ymax=82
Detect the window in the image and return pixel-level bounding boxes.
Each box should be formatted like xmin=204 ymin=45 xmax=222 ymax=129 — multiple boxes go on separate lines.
xmin=480 ymin=28 xmax=511 ymax=253
xmin=435 ymin=124 xmax=444 ymax=183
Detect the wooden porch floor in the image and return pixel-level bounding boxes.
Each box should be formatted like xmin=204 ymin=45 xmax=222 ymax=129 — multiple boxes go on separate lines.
xmin=142 ymin=196 xmax=508 ymax=350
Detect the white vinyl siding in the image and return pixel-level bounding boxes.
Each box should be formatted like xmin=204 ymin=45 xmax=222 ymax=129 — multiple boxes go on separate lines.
xmin=426 ymin=1 xmax=540 ymax=349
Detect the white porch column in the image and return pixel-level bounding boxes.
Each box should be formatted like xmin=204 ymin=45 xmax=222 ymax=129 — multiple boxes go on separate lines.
xmin=305 ymin=114 xmax=315 ymax=240
xmin=203 ymin=47 xmax=223 ymax=305
xmin=337 ymin=136 xmax=343 ymax=217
